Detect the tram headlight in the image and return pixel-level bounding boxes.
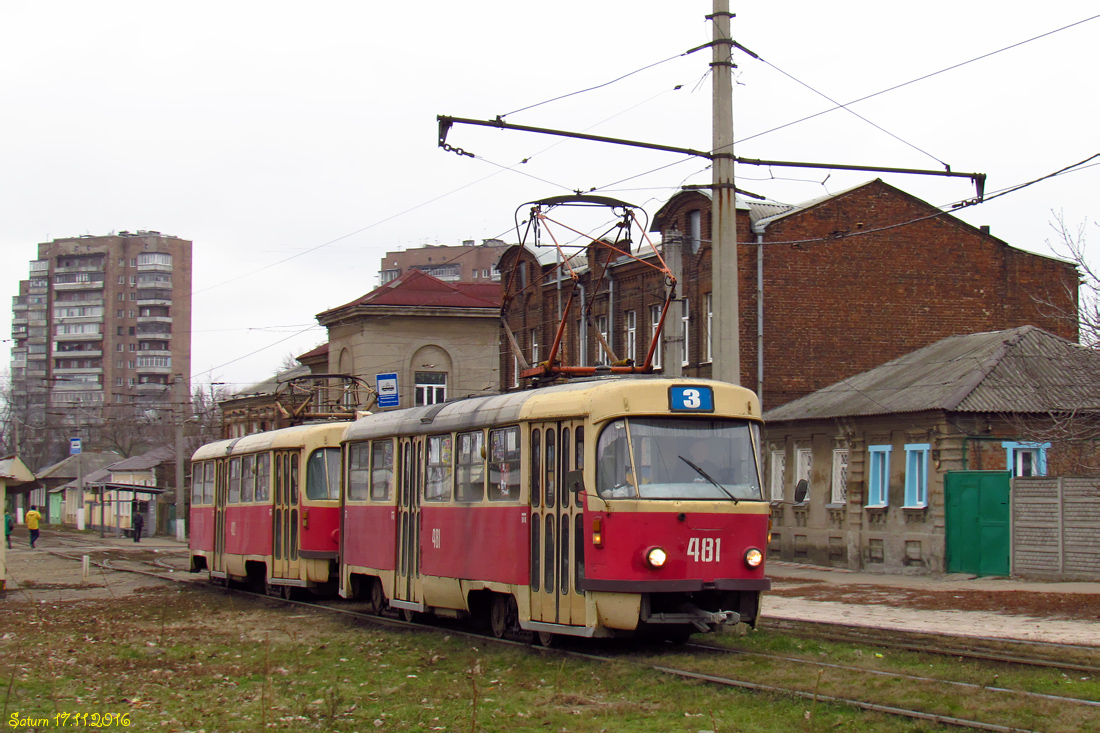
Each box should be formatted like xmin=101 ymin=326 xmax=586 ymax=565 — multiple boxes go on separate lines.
xmin=744 ymin=547 xmax=763 ymax=568
xmin=645 ymin=547 xmax=668 ymax=569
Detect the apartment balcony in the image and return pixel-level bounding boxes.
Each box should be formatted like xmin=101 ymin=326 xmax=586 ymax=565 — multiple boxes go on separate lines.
xmin=54 ymin=332 xmax=101 ymax=341
xmin=54 ymin=317 xmax=105 ymax=327
xmin=136 ymin=364 xmax=172 ymax=375
xmin=53 ymin=349 xmax=102 ymax=359
xmin=136 ymin=296 xmax=172 ymax=307
xmin=135 ymin=349 xmax=171 ymax=357
xmin=12 ymin=299 xmax=27 ymax=311
xmin=53 ymin=281 xmax=104 ymax=291
xmin=136 ymin=315 xmax=173 ymax=326
xmin=136 ymin=279 xmax=171 ymax=289
xmin=55 ymin=265 xmax=106 ymax=275
xmin=136 ymin=262 xmax=173 ymax=273
xmin=135 ymin=381 xmax=169 ymax=393
xmin=26 ymin=368 xmax=46 ymax=379
xmin=27 ymin=336 xmax=47 ymax=346
xmin=54 ymin=366 xmax=103 ymax=376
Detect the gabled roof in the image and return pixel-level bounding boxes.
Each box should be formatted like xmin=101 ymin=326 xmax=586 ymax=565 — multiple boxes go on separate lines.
xmin=322 ymin=269 xmax=501 ymax=313
xmin=36 ymin=452 xmax=121 ymax=480
xmin=764 ymin=326 xmax=1100 ymax=422
xmin=106 ymin=445 xmax=175 ymax=472
xmin=297 ymin=342 xmax=329 ymax=361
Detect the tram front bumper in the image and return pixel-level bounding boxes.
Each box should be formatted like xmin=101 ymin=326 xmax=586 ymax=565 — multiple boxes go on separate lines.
xmin=643 ymin=605 xmax=741 ymax=632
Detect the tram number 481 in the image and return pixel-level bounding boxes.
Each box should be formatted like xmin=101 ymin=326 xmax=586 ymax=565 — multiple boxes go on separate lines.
xmin=686 ymin=537 xmax=721 ymax=563
xmin=431 ymin=528 xmax=441 ymax=549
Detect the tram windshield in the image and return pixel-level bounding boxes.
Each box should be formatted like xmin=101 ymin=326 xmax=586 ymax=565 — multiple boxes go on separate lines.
xmin=596 ymin=417 xmax=762 ymax=501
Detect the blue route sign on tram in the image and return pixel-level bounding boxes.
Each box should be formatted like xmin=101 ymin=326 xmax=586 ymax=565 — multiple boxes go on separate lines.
xmin=669 ymin=385 xmax=714 ymax=412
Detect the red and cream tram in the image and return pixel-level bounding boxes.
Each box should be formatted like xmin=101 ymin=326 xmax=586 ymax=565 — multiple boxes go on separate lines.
xmin=189 ymin=422 xmax=348 ymax=596
xmin=339 ymin=377 xmax=771 ymax=643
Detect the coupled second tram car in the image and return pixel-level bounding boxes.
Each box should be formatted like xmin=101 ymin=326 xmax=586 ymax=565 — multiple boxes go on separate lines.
xmin=190 ymin=377 xmax=772 ymax=642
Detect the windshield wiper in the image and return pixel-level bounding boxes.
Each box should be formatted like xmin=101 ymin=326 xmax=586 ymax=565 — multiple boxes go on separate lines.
xmin=678 ymin=456 xmax=738 ymax=504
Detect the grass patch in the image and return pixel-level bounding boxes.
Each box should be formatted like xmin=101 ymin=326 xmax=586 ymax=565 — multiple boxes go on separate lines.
xmin=11 ymin=585 xmax=1094 ymax=731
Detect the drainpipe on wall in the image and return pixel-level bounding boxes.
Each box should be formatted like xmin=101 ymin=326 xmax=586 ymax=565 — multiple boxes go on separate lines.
xmin=754 ymin=221 xmax=766 ymax=406
xmin=665 ymin=233 xmax=683 ymax=378
xmin=578 ymin=283 xmax=586 ymax=366
xmin=608 ymin=269 xmax=615 ymax=364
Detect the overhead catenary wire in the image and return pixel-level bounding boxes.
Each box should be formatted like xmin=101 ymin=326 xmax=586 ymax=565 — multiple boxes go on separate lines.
xmin=734 ymin=12 xmax=1100 ymax=147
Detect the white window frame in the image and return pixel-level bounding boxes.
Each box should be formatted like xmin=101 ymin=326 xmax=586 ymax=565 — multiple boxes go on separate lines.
xmin=830 ymin=449 xmax=849 ymax=505
xmin=596 ymin=314 xmax=610 ymax=364
xmin=867 ymin=445 xmax=891 ymax=507
xmin=769 ymin=450 xmax=786 ymax=502
xmin=530 ymin=329 xmax=539 ymax=366
xmin=576 ymin=319 xmax=587 ymax=367
xmin=625 ymin=310 xmax=637 ymax=364
xmin=414 ymin=372 xmax=447 ymax=406
xmin=903 ymin=443 xmax=930 ymax=508
xmin=795 ymin=447 xmax=812 ymax=502
xmin=1002 ymin=441 xmax=1049 ymax=477
xmin=681 ymin=298 xmax=690 ymax=366
xmin=704 ymin=293 xmax=713 ymax=363
xmin=649 ymin=305 xmax=662 ymax=370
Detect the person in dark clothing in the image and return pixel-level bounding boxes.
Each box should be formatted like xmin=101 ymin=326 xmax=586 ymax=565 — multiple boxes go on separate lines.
xmin=132 ymin=510 xmax=144 ymax=543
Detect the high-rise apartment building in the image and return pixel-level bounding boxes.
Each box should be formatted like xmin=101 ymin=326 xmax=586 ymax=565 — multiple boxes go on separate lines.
xmin=9 ymin=231 xmax=192 ymax=465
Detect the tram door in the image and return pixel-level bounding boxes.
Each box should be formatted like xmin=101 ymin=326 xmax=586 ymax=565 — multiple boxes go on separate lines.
xmin=272 ymin=451 xmax=301 ymax=580
xmin=212 ymin=460 xmax=227 ymax=575
xmin=530 ymin=420 xmax=586 ymax=626
xmin=394 ymin=437 xmax=422 ymax=604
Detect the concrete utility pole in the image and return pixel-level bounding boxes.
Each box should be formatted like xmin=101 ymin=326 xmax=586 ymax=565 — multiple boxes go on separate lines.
xmin=711 ymin=0 xmax=740 ymax=385
xmin=174 ymin=374 xmax=188 ymax=541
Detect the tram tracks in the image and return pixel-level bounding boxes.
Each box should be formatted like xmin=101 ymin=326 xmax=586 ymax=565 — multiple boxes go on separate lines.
xmin=39 ymin=552 xmax=1099 ymax=732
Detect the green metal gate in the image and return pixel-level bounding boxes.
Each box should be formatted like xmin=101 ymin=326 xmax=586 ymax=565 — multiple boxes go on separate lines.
xmin=945 ymin=471 xmax=1011 ymax=577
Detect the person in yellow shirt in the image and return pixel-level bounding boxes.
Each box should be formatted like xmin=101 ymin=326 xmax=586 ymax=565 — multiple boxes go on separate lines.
xmin=25 ymin=505 xmax=42 ymax=549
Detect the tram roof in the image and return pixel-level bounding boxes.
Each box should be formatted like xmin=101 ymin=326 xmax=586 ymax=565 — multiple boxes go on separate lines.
xmin=191 ymin=421 xmax=350 ymax=461
xmin=343 ymin=376 xmax=759 ymax=441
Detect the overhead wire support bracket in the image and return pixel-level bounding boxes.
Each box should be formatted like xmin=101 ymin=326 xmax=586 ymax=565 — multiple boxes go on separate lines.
xmin=436 ymin=115 xmax=987 ymax=200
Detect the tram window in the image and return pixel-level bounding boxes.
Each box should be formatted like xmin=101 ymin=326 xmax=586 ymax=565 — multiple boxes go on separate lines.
xmin=255 ymin=453 xmax=270 ymax=502
xmin=545 ymin=428 xmax=556 ymax=508
xmin=228 ymin=458 xmax=241 ymax=504
xmin=204 ymin=462 xmax=214 ymax=504
xmin=544 ymin=514 xmax=555 ymax=594
xmin=347 ymin=443 xmax=370 ymax=501
xmin=560 ymin=427 xmax=571 ymax=508
xmin=371 ymin=440 xmax=394 ymax=501
xmin=488 ymin=426 xmax=520 ymax=501
xmin=530 ymin=514 xmax=540 ymax=592
xmin=289 ymin=509 xmax=299 ymax=560
xmin=425 ymin=435 xmax=453 ymax=502
xmin=574 ymin=514 xmax=584 ymax=592
xmin=456 ymin=431 xmax=484 ymax=502
xmin=274 ymin=455 xmax=284 ymax=505
xmin=401 ymin=442 xmax=412 ymax=505
xmin=273 ymin=509 xmax=282 ymax=559
xmin=289 ymin=454 xmax=299 ymax=504
xmin=306 ymin=448 xmax=341 ymax=500
xmin=575 ymin=426 xmax=584 ymax=470
xmin=560 ymin=522 xmax=570 ymax=596
xmin=530 ymin=429 xmax=541 ymax=508
xmin=190 ymin=463 xmax=202 ymax=504
xmin=241 ymin=455 xmax=255 ymax=503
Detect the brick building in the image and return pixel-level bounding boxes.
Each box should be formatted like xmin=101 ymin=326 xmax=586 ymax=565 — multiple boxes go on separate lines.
xmin=377 ymin=240 xmax=508 ymax=286
xmin=497 ymin=180 xmax=1078 ymax=410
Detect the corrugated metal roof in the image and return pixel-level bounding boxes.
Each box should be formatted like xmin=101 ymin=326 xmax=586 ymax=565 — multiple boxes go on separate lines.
xmin=764 ymin=326 xmax=1100 ymax=422
xmin=106 ymin=445 xmax=175 ymax=472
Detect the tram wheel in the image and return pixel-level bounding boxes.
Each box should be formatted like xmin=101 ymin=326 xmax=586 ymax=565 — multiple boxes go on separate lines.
xmin=281 ymin=585 xmax=295 ymax=600
xmin=536 ymin=631 xmax=557 ymax=648
xmin=366 ymin=578 xmax=386 ymax=616
xmin=489 ymin=595 xmax=510 ymax=639
xmin=402 ymin=608 xmax=420 ymax=624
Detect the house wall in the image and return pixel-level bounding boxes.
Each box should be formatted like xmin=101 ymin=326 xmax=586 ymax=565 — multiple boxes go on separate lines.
xmin=500 ymin=182 xmax=1079 ymax=411
xmin=764 ymin=414 xmax=954 ymax=574
xmin=327 ymin=313 xmax=500 ymax=410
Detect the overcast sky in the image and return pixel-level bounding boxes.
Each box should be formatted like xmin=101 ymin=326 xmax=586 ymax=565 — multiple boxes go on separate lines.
xmin=2 ymin=1 xmax=1097 ymax=394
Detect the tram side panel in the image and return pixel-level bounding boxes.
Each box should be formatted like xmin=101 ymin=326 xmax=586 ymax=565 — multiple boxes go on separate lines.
xmin=419 ymin=504 xmax=529 ymax=584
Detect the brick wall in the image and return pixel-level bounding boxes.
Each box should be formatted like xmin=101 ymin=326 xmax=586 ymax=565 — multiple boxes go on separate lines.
xmin=500 ymin=181 xmax=1079 ymax=409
